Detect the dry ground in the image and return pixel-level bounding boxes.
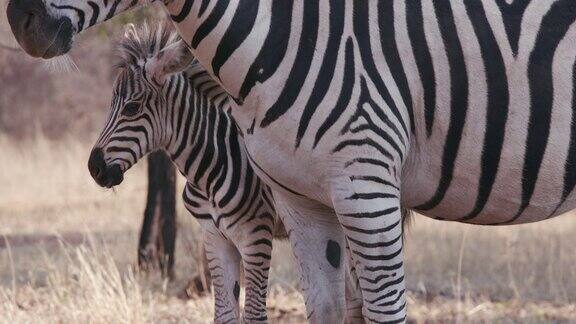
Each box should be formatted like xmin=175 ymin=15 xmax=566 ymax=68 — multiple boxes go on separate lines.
xmin=1 ymin=137 xmax=576 ymax=323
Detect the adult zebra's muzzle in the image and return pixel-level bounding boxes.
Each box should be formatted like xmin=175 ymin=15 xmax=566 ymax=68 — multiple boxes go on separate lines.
xmin=88 ymin=148 xmax=124 ymax=189
xmin=7 ymin=0 xmax=74 ymax=58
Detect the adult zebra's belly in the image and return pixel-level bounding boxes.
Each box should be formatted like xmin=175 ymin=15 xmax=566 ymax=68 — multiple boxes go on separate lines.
xmin=239 ymin=124 xmax=336 ymax=208
xmin=401 ymin=102 xmax=576 ymax=225
xmin=390 ymin=0 xmax=576 ymax=225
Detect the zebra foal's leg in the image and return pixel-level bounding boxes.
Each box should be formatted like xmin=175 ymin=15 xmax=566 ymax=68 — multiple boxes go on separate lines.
xmin=273 ymin=192 xmax=347 ymax=323
xmin=332 ymin=174 xmax=406 ymax=323
xmin=238 ymin=224 xmax=273 ymax=323
xmin=235 ymin=206 xmax=275 ymax=323
xmin=202 ymin=227 xmax=242 ymax=323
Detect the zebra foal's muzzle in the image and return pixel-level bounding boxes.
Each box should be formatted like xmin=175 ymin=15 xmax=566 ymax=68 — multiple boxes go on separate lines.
xmin=88 ymin=148 xmax=124 ymax=189
xmin=7 ymin=0 xmax=74 ymax=58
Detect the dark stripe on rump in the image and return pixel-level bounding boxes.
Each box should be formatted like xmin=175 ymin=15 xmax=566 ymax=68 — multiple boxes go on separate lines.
xmin=295 ymin=0 xmax=345 ymax=147
xmin=353 ymin=0 xmax=410 ymax=139
xmin=415 ymin=1 xmax=469 ymax=211
xmin=212 ymin=0 xmax=260 ymax=78
xmin=314 ymin=38 xmax=355 ymax=147
xmin=238 ymin=1 xmax=293 ymax=102
xmin=378 ymin=1 xmax=415 ymax=134
xmin=406 ymin=1 xmax=436 ymax=137
xmin=494 ymin=0 xmax=530 ymax=56
xmin=458 ymin=0 xmax=509 ymax=222
xmin=260 ymin=1 xmax=319 ymax=128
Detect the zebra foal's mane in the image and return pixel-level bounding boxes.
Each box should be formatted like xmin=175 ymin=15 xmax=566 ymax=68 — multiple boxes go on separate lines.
xmin=113 ymin=22 xmax=224 ymax=98
xmin=114 ymin=22 xmax=179 ymax=71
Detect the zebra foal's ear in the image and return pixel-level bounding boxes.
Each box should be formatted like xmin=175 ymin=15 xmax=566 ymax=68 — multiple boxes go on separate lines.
xmin=149 ymin=40 xmax=194 ymax=82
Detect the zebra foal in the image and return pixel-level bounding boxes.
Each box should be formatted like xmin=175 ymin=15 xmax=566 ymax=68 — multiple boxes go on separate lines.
xmin=87 ymin=25 xmax=278 ymax=324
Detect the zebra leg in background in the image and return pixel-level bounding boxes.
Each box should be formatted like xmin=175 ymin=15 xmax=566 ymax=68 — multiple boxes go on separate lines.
xmin=178 ymin=242 xmax=212 ymax=299
xmin=273 ymin=192 xmax=347 ymax=323
xmin=202 ymin=227 xmax=242 ymax=323
xmin=138 ymin=151 xmax=177 ymax=279
xmin=332 ymin=176 xmax=406 ymax=323
xmin=196 ymin=242 xmax=212 ymax=293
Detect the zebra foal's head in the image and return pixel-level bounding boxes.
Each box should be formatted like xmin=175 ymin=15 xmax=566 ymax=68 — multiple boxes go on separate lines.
xmin=88 ymin=24 xmax=193 ymax=188
xmin=6 ymin=0 xmax=147 ymax=58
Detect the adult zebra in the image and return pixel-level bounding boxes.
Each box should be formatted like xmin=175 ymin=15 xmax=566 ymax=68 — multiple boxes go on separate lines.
xmin=87 ymin=24 xmax=283 ymax=323
xmin=8 ymin=0 xmax=576 ymax=322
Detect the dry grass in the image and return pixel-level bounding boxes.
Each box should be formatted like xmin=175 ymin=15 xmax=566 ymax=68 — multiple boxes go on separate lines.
xmin=1 ymin=136 xmax=576 ymax=323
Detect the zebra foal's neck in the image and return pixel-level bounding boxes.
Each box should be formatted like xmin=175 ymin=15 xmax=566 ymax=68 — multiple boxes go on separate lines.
xmin=163 ymin=63 xmax=235 ymax=191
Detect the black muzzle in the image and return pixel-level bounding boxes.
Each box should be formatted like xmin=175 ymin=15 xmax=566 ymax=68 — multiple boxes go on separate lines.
xmin=7 ymin=0 xmax=74 ymax=58
xmin=88 ymin=148 xmax=124 ymax=188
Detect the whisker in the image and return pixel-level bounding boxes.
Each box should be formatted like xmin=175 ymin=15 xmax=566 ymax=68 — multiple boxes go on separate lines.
xmin=43 ymin=54 xmax=80 ymax=74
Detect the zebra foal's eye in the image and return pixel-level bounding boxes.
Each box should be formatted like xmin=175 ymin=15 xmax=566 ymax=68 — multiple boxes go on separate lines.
xmin=121 ymin=102 xmax=141 ymax=117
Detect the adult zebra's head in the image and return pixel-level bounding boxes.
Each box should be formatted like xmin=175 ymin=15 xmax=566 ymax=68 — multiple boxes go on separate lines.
xmin=6 ymin=0 xmax=146 ymax=58
xmin=88 ymin=24 xmax=193 ymax=188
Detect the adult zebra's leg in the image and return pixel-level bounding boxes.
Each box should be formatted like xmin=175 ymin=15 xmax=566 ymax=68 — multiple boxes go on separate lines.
xmin=332 ymin=175 xmax=406 ymax=323
xmin=345 ymin=243 xmax=365 ymax=324
xmin=202 ymin=227 xmax=242 ymax=323
xmin=273 ymin=192 xmax=347 ymax=323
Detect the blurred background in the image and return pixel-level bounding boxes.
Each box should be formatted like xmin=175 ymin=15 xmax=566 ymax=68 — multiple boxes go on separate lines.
xmin=1 ymin=2 xmax=576 ymax=323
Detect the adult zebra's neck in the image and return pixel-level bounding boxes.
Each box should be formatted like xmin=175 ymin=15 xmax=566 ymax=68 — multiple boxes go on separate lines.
xmin=163 ymin=0 xmax=284 ymax=105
